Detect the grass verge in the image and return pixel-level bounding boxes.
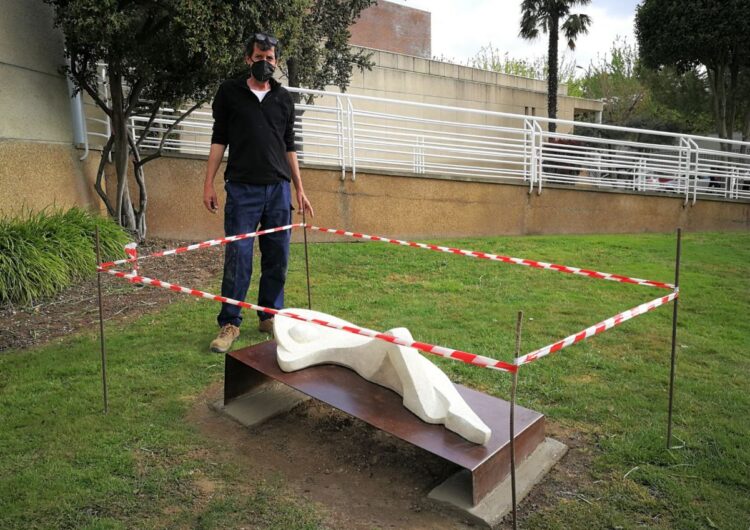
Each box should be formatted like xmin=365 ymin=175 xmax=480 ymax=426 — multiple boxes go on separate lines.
xmin=1 ymin=230 xmax=748 ymax=529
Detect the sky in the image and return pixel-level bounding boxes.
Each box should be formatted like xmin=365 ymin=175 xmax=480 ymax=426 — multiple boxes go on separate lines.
xmin=386 ymin=0 xmax=642 ymax=70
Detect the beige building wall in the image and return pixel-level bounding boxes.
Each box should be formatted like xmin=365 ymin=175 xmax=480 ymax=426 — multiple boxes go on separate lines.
xmin=345 ymin=47 xmax=601 ymax=123
xmin=0 ymin=0 xmax=73 ymax=143
xmin=116 ymin=156 xmax=748 ymax=242
xmin=291 ymin=47 xmax=603 ymax=176
xmin=346 ymin=2 xmax=601 ymax=125
xmin=0 ymin=0 xmax=98 ymax=217
xmin=0 ymin=141 xmax=99 ymax=217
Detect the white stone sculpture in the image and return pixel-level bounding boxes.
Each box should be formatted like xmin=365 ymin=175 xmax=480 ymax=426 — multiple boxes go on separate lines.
xmin=274 ymin=309 xmax=492 ymax=445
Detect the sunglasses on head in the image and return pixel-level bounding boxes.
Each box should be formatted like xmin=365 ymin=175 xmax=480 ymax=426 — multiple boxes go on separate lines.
xmin=254 ymin=33 xmax=278 ymax=47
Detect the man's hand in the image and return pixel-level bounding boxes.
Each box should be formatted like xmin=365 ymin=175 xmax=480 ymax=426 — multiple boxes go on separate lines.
xmin=204 ymin=143 xmax=226 ymax=214
xmin=203 ymin=184 xmax=219 ymax=213
xmin=296 ymin=188 xmax=314 ymax=218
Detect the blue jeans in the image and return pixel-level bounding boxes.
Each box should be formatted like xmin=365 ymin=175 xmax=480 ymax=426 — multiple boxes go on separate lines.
xmin=217 ymin=180 xmax=291 ymax=328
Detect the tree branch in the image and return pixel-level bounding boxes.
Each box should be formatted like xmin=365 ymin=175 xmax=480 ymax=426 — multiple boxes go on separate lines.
xmin=70 ymin=57 xmax=112 ymax=118
xmin=138 ymin=101 xmax=203 ymax=166
xmin=128 ymin=131 xmax=148 ymax=241
xmin=95 ymin=136 xmax=116 ymax=217
xmin=124 ymin=78 xmax=147 ymax=118
xmin=136 ymin=101 xmax=160 ymax=149
xmin=128 ymin=131 xmax=148 ymax=215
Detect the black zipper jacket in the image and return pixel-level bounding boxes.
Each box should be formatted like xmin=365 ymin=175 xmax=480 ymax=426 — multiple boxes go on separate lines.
xmin=211 ymin=76 xmax=296 ymax=184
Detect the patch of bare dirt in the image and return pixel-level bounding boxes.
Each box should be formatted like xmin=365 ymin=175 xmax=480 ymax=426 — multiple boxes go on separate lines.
xmin=189 ymin=382 xmax=478 ymax=530
xmin=188 ymin=383 xmax=599 ymax=530
xmin=0 ymin=239 xmax=224 ymax=352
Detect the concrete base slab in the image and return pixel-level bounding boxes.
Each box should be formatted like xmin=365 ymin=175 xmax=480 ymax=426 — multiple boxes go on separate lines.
xmin=211 ymin=380 xmax=309 ymax=428
xmin=428 ymin=437 xmax=567 ymax=528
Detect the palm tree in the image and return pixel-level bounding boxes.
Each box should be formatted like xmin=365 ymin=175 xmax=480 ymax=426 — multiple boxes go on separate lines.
xmin=519 ymin=0 xmax=592 ymax=132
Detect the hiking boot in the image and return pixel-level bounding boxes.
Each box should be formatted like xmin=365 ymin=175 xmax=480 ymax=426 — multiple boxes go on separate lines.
xmin=258 ymin=318 xmax=274 ymax=334
xmin=210 ymin=324 xmax=240 ymax=353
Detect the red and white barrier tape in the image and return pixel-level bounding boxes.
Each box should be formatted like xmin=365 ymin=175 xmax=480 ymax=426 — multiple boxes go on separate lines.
xmin=99 ymin=223 xmax=303 ymax=270
xmin=104 ymin=223 xmax=672 ymax=291
xmin=515 ymin=289 xmax=679 ymax=366
xmin=99 ymin=267 xmax=518 ymax=374
xmin=124 ymin=242 xmax=139 ymax=275
xmin=97 ymin=223 xmax=679 ymax=373
xmin=306 ymin=225 xmax=675 ymax=290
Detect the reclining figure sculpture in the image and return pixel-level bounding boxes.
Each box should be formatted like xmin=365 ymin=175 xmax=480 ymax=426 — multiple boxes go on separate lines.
xmin=274 ymin=309 xmax=492 ymax=445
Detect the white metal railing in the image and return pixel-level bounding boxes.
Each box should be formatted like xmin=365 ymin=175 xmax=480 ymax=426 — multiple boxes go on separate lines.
xmin=79 ymin=81 xmax=750 ymax=203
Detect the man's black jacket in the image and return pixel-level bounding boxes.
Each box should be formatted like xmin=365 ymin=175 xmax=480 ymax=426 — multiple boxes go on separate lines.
xmin=211 ymin=76 xmax=296 ymax=184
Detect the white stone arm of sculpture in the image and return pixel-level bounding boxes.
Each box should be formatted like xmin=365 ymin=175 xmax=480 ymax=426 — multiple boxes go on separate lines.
xmin=275 ymin=309 xmax=491 ymax=445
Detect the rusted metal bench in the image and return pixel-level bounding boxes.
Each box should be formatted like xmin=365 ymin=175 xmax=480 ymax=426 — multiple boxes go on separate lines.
xmin=224 ymin=340 xmax=545 ymax=505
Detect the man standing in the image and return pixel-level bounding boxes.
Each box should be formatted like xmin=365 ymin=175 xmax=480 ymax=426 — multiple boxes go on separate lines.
xmin=203 ymin=32 xmax=313 ymax=353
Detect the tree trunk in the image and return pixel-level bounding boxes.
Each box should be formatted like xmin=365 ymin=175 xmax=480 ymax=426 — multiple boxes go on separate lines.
xmin=108 ymin=73 xmax=125 ymax=218
xmin=288 ymin=58 xmax=300 ymax=94
xmin=129 ymin=132 xmax=148 ymax=241
xmin=547 ymin=16 xmax=560 ymax=133
xmin=107 ymin=68 xmax=146 ymax=240
xmin=708 ymin=65 xmax=730 ymax=150
xmin=742 ymin=65 xmax=750 ymax=152
xmin=121 ymin=185 xmax=137 ymax=231
xmin=108 ymin=70 xmax=131 ymax=229
xmin=727 ymin=54 xmax=740 ymax=146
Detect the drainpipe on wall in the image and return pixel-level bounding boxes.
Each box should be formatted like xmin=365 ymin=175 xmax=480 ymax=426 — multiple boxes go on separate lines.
xmin=66 ymin=58 xmax=89 ymax=160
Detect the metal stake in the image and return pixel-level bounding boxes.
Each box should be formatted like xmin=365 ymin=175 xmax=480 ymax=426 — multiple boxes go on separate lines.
xmin=667 ymin=228 xmax=682 ymax=448
xmin=510 ymin=310 xmax=523 ymax=530
xmin=302 ymin=209 xmax=312 ymax=309
xmin=95 ymin=227 xmax=108 ymax=414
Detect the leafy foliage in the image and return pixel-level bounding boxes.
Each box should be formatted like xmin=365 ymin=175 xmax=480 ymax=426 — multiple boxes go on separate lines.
xmin=635 ymin=0 xmax=750 ymax=144
xmin=640 ymin=66 xmax=713 ymax=134
xmin=44 ymin=0 xmax=373 ymax=239
xmin=44 ymin=1 xmax=255 ymax=240
xmin=468 ymin=43 xmax=579 ymax=85
xmin=0 ymin=208 xmax=128 ymax=306
xmin=575 ymin=38 xmax=712 ymax=137
xmin=285 ymin=0 xmax=375 ymax=95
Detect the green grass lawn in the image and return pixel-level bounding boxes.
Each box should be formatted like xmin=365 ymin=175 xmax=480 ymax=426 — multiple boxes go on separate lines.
xmin=1 ymin=231 xmax=748 ymax=529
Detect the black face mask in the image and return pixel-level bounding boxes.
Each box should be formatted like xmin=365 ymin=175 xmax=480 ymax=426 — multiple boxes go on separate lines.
xmin=251 ymin=60 xmax=275 ymax=82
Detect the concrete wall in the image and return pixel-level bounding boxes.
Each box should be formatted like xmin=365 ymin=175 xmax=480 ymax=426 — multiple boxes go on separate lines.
xmin=347 ymin=1 xmax=601 ymax=123
xmin=344 ymin=47 xmax=601 ymax=124
xmin=0 ymin=0 xmax=73 ymax=144
xmin=105 ymin=155 xmax=748 ymax=241
xmin=350 ymin=1 xmax=431 ymax=58
xmin=0 ymin=141 xmax=99 ymax=217
xmin=0 ymin=0 xmax=98 ymax=216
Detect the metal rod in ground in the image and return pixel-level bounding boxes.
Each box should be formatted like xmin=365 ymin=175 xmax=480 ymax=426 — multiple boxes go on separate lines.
xmin=95 ymin=227 xmax=108 ymax=414
xmin=667 ymin=227 xmax=682 ymax=448
xmin=302 ymin=210 xmax=312 ymax=309
xmin=510 ymin=310 xmax=523 ymax=530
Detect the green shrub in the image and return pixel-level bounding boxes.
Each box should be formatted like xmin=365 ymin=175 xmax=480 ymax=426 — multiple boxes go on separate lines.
xmin=0 ymin=208 xmax=129 ymax=306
